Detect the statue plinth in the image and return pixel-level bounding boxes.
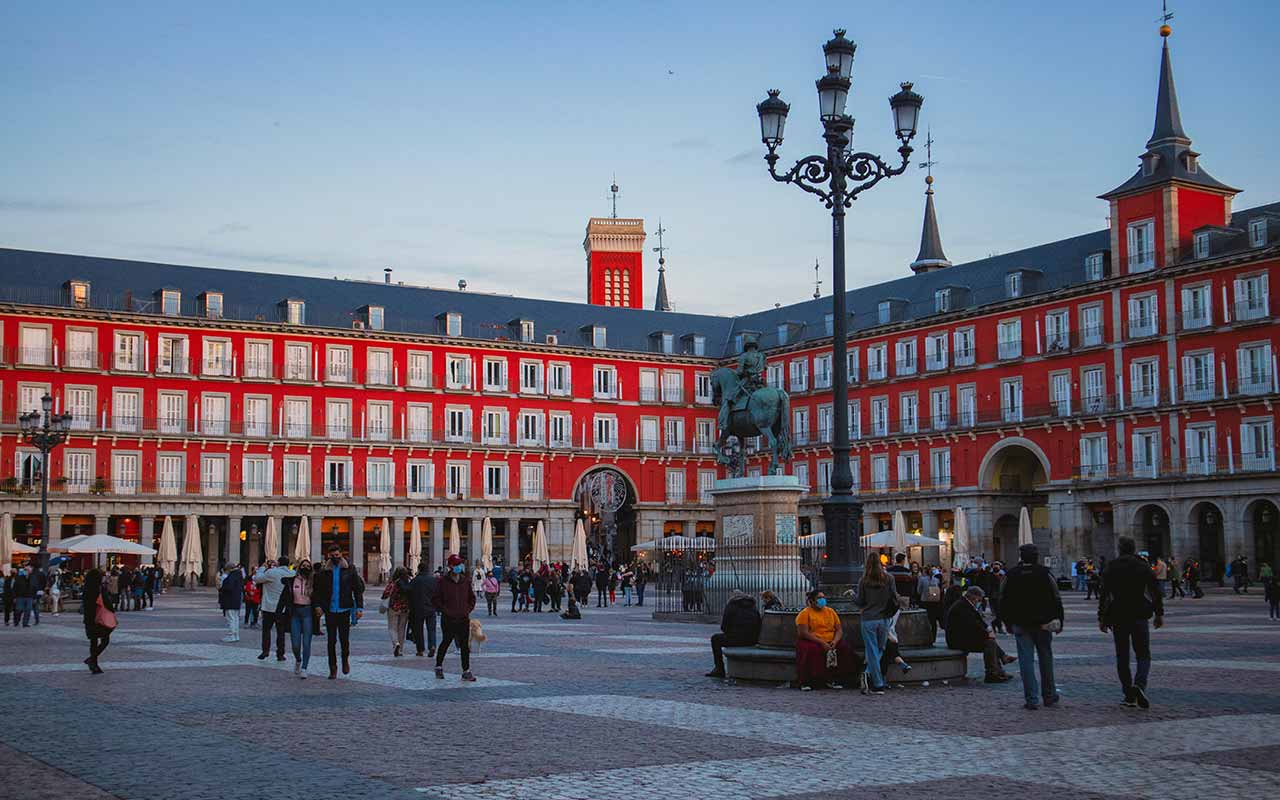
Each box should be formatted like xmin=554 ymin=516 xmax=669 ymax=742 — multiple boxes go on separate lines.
xmin=706 ymin=475 xmax=807 ymax=611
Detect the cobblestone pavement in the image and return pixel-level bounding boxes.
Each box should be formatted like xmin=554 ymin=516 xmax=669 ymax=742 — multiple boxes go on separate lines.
xmin=2 ymin=586 xmax=1278 ymax=799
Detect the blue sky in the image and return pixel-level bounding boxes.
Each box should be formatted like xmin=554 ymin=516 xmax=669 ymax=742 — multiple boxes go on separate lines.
xmin=2 ymin=1 xmax=1276 ymax=315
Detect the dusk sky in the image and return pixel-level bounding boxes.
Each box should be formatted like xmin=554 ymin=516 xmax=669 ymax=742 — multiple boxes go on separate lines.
xmin=3 ymin=1 xmax=1277 ymax=315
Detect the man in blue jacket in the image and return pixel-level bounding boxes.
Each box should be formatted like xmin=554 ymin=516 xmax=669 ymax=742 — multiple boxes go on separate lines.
xmin=311 ymin=544 xmax=365 ymax=680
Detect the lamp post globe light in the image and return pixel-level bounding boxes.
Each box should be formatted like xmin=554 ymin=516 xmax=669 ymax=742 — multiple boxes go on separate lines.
xmin=18 ymin=393 xmax=73 ymax=572
xmin=756 ymin=29 xmax=921 ymax=593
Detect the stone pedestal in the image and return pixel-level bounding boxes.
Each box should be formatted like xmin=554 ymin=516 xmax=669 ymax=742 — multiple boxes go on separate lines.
xmin=707 ymin=475 xmax=806 ymax=611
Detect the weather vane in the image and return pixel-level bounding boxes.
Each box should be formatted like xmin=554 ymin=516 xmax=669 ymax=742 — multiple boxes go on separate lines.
xmin=918 ymin=128 xmax=937 ymax=188
xmin=812 ymin=259 xmax=822 ymax=299
xmin=652 ymin=219 xmax=669 ymax=262
xmin=1158 ymin=1 xmax=1173 ymax=35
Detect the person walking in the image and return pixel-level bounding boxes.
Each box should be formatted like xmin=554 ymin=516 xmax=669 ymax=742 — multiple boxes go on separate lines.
xmin=1185 ymin=558 xmax=1204 ymax=598
xmin=81 ymin=567 xmax=116 ymax=674
xmin=2 ymin=570 xmax=14 ymax=626
xmin=433 ymin=554 xmax=477 ymax=682
xmin=594 ymin=564 xmax=609 ymax=608
xmin=253 ymin=558 xmax=296 ymax=662
xmin=532 ymin=567 xmax=547 ymax=612
xmin=507 ymin=567 xmax=521 ymax=613
xmin=635 ymin=565 xmax=649 ymax=607
xmin=1231 ymin=555 xmax=1250 ymax=594
xmin=11 ymin=566 xmax=34 ymax=627
xmin=1154 ymin=557 xmax=1169 ymax=599
xmin=1099 ymin=537 xmax=1165 ymax=708
xmin=287 ymin=559 xmax=316 ymax=678
xmin=1263 ymin=563 xmax=1279 ymax=621
xmin=482 ymin=571 xmax=500 ymax=616
xmin=311 ymin=545 xmax=365 ymax=680
xmin=30 ymin=564 xmax=47 ymax=623
xmin=999 ymin=544 xmax=1065 ymax=710
xmin=382 ymin=566 xmax=412 ymax=657
xmin=408 ymin=560 xmax=439 ymax=657
xmin=548 ymin=570 xmax=563 ymax=612
xmin=854 ymin=552 xmax=899 ymax=694
xmin=1167 ymin=558 xmax=1185 ymax=599
xmin=218 ymin=563 xmax=243 ymax=642
xmin=620 ymin=567 xmax=634 ymax=606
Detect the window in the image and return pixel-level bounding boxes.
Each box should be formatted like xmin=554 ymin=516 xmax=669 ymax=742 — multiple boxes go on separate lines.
xmin=689 ymin=335 xmax=706 ymax=356
xmin=1182 ymin=351 xmax=1215 ymax=401
xmin=407 ymin=461 xmax=433 ymax=499
xmin=483 ymin=358 xmax=507 ymax=392
xmin=813 ymin=354 xmax=832 ymax=389
xmin=868 ymin=344 xmax=887 ymax=380
xmin=549 ymin=412 xmax=571 ymax=447
xmin=1082 ymin=367 xmax=1107 ymax=412
xmin=929 ymin=388 xmax=949 ymax=430
xmin=792 ymin=408 xmax=809 ymax=445
xmin=203 ymin=292 xmax=223 ymax=319
xmin=1050 ymin=373 xmax=1071 ymax=417
xmin=284 ymin=398 xmax=309 ymax=438
xmin=642 ymin=417 xmax=660 ymax=452
xmin=446 ymin=313 xmax=462 ymax=337
xmin=895 ymin=338 xmax=917 ymax=376
xmin=366 ymin=460 xmax=393 ymax=498
xmin=366 ymin=350 xmax=392 ymax=386
xmin=930 ymin=449 xmax=951 ymax=489
xmin=66 ymin=329 xmax=95 ymax=369
xmin=1249 ymin=218 xmax=1268 ymax=248
xmin=789 ymin=359 xmax=808 ymax=392
xmin=203 ymin=338 xmax=231 ymax=377
xmin=445 ymin=407 xmax=471 ymax=443
xmin=285 ymin=300 xmax=306 ymax=325
xmin=1129 ymin=358 xmax=1160 ymax=408
xmin=366 ymin=305 xmax=384 ymax=331
xmin=698 ymin=469 xmax=716 ymax=504
xmin=69 ymin=280 xmax=90 ymax=308
xmin=112 ymin=389 xmax=141 ymax=433
xmin=1005 ymin=272 xmax=1022 ymax=299
xmin=520 ymin=360 xmax=544 ymax=394
xmin=482 ymin=408 xmax=508 ymax=445
xmin=243 ymin=396 xmax=269 ymax=437
xmin=925 ymin=332 xmax=947 ymax=371
xmin=592 ymin=326 xmax=607 ymax=349
xmin=518 ymin=320 xmax=534 ymax=343
xmin=65 ymin=451 xmax=93 ymax=493
xmin=284 ymin=343 xmax=310 ymax=381
xmin=18 ymin=384 xmax=47 ymax=415
xmin=367 ymin=401 xmax=391 ymax=441
xmin=1079 ymin=434 xmax=1108 ymax=479
xmin=325 ymin=399 xmax=351 ymax=440
xmin=1132 ymin=430 xmax=1160 ymax=478
xmin=1001 ymin=378 xmax=1022 ymax=422
xmin=958 ymin=385 xmax=976 ymax=427
xmin=817 ymin=404 xmax=832 ymax=442
xmin=817 ymin=460 xmax=833 ymax=495
xmin=794 ymin=462 xmax=809 ymax=491
xmin=849 ymin=399 xmax=861 ymax=439
xmin=1081 ymin=304 xmax=1104 ymax=346
xmin=243 ymin=456 xmax=273 ymax=497
xmin=202 ymin=394 xmax=229 ymax=435
xmin=695 ymin=373 xmax=713 ymax=404
xmin=1181 ymin=284 xmax=1212 ymax=329
xmin=326 ymin=346 xmax=352 ymax=383
xmin=1241 ymin=419 xmax=1275 ymax=471
xmin=446 ymin=462 xmax=468 ymax=499
xmin=639 ymin=370 xmax=658 ymax=402
xmin=934 ymin=288 xmax=951 ymax=313
xmin=548 ymin=363 xmax=571 ymax=396
xmin=518 ymin=410 xmax=544 ymax=445
xmin=244 ymin=341 xmax=271 ymax=379
xmin=1127 ymin=294 xmax=1158 ymax=339
xmin=847 ymin=347 xmax=859 ymax=381
xmin=997 ymin=320 xmax=1022 ymax=359
xmin=953 ymin=328 xmax=975 ymax=366
xmin=1085 ymin=253 xmax=1106 ymax=282
xmin=114 ymin=331 xmax=142 ymax=371
xmin=407 ymin=404 xmax=432 ymax=443
xmin=65 ymin=387 xmax=95 ymax=431
xmin=325 ymin=459 xmax=350 ymax=496
xmin=877 ymin=301 xmax=892 ymax=325
xmin=1184 ymin=424 xmax=1215 ymax=475
xmin=593 ymin=415 xmax=617 ymax=450
xmin=408 ymin=352 xmax=432 ymax=388
xmin=1234 ymin=273 xmax=1270 ymax=321
xmin=1237 ymin=343 xmax=1274 ymax=395
xmin=446 ymin=355 xmax=472 ymax=390
xmin=665 ymin=469 xmax=686 ymax=503
xmin=1045 ymin=310 xmax=1069 ymax=352
xmin=161 ymin=290 xmax=181 ymax=316
xmin=1127 ymin=219 xmax=1156 ymax=272
xmin=662 ymin=371 xmax=683 ymax=403
xmin=1193 ymin=232 xmax=1209 ymax=260
xmin=766 ymin=362 xmax=784 ymax=389
xmin=696 ymin=418 xmax=715 ymax=453
xmin=824 ymin=314 xmax=834 ymax=336
xmin=593 ymin=366 xmax=616 ymax=399
xmin=871 ymin=454 xmax=889 ymax=490
xmin=201 ymin=455 xmax=227 ymax=496
xmin=776 ymin=323 xmax=789 ymax=346
xmin=284 ymin=457 xmax=310 ymax=497
xmin=871 ymin=397 xmax=888 ymax=437
xmin=112 ymin=452 xmax=141 ymax=494
xmin=900 ymin=393 xmax=918 ymax=434
xmin=16 ymin=450 xmax=43 ymax=491
xmin=19 ymin=325 xmax=50 ymax=366
xmin=521 ymin=463 xmax=543 ymax=500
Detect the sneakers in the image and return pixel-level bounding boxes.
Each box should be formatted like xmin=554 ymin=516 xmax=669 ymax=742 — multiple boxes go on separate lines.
xmin=800 ymin=685 xmax=813 ymax=692
xmin=827 ymin=682 xmax=844 ymax=690
xmin=1044 ymin=693 xmax=1061 ymax=707
xmin=300 ymin=670 xmax=308 ymax=680
xmin=705 ymin=670 xmax=726 ymax=678
xmin=984 ymin=673 xmax=1013 ymax=684
xmin=859 ymin=672 xmax=869 ymax=695
xmin=294 ymin=662 xmax=302 ymax=676
xmin=222 ymin=636 xmax=238 ymax=643
xmin=899 ymin=662 xmax=913 ymax=674
xmin=257 ymin=652 xmax=269 ymax=660
xmin=277 ymin=654 xmax=286 ymax=662
xmin=461 ymin=671 xmax=477 ymax=682
xmin=1120 ymin=698 xmax=1138 ymax=708
xmin=434 ymin=667 xmax=445 ymax=679
xmin=1001 ymin=654 xmax=1018 ymax=665
xmin=871 ymin=686 xmax=886 ymax=695
xmin=1024 ymin=702 xmax=1039 ymax=711
xmin=1134 ymin=687 xmax=1150 ymax=709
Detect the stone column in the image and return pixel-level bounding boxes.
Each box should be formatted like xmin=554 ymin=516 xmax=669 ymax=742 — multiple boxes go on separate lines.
xmin=683 ymin=519 xmax=696 ymax=539
xmin=225 ymin=516 xmax=241 ymax=565
xmin=468 ymin=520 xmax=480 ymax=570
xmin=46 ymin=513 xmax=63 ymax=550
xmin=310 ymin=513 xmax=323 ymax=564
xmin=506 ymin=518 xmax=521 ymax=567
xmin=95 ymin=515 xmax=109 ymax=536
xmin=139 ymin=515 xmax=155 ymax=565
xmin=349 ymin=516 xmax=365 ymax=579
xmin=431 ymin=518 xmax=445 ymax=571
xmin=391 ymin=516 xmax=406 ymax=569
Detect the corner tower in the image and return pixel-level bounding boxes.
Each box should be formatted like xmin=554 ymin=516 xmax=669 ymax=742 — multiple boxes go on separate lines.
xmin=585 ymin=212 xmax=646 ymax=309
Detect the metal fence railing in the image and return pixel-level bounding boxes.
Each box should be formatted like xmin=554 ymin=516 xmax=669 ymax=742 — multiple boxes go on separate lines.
xmin=651 ymin=541 xmax=816 ymax=620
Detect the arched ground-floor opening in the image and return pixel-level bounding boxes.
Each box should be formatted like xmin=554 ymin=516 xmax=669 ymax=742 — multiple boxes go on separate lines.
xmin=1133 ymin=504 xmax=1172 ymax=561
xmin=993 ymin=514 xmax=1019 ymax=565
xmin=1190 ymin=501 xmax=1226 ymax=583
xmin=576 ymin=467 xmax=636 ymax=566
xmin=1248 ymin=499 xmax=1280 ymax=576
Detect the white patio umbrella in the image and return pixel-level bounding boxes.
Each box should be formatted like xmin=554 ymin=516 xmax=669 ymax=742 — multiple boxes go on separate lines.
xmin=378 ymin=517 xmax=392 ymax=578
xmin=861 ymin=530 xmax=947 ymax=548
xmin=571 ymin=518 xmax=588 ymax=569
xmin=448 ymin=518 xmax=460 ymax=557
xmin=180 ymin=515 xmax=204 ymax=587
xmin=952 ymin=507 xmax=970 ymax=569
xmin=892 ymin=510 xmax=910 ymax=554
xmin=293 ymin=516 xmax=312 ymax=564
xmin=1018 ymin=506 xmax=1034 ymax=547
xmin=0 ymin=511 xmax=15 ymax=575
xmin=157 ymin=516 xmax=178 ymax=573
xmin=52 ymin=533 xmax=156 ymax=555
xmin=263 ymin=517 xmax=280 ymax=562
xmin=532 ymin=520 xmax=550 ymax=571
xmin=480 ymin=516 xmax=493 ymax=570
xmin=407 ymin=516 xmax=422 ymax=570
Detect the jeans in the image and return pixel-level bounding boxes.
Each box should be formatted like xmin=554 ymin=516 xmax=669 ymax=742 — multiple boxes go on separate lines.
xmin=636 ymin=585 xmax=646 ymax=606
xmin=1270 ymin=598 xmax=1280 ymax=619
xmin=325 ymin=610 xmax=352 ymax=672
xmin=1111 ymin=619 xmax=1151 ymax=696
xmin=510 ymin=588 xmax=519 ymax=612
xmin=224 ymin=609 xmax=240 ymax=639
xmin=387 ymin=609 xmax=410 ymax=648
xmin=14 ymin=598 xmax=32 ymax=626
xmin=860 ymin=617 xmax=890 ymax=689
xmin=289 ymin=607 xmax=313 ymax=669
xmin=32 ymin=593 xmax=41 ymax=624
xmin=260 ymin=610 xmax=287 ymax=657
xmin=243 ymin=601 xmax=259 ymax=626
xmin=485 ymin=592 xmax=498 ymax=616
xmin=596 ymin=587 xmax=607 ymax=607
xmin=1012 ymin=625 xmax=1057 ymax=705
xmin=410 ymin=610 xmax=437 ymax=653
xmin=623 ymin=586 xmax=633 ymax=606
xmin=436 ymin=616 xmax=471 ymax=672
xmin=87 ymin=627 xmax=111 ymax=664
xmin=1157 ymin=580 xmax=1169 ymax=598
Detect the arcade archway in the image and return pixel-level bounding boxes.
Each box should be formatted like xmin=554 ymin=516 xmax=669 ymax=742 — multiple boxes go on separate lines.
xmin=573 ymin=467 xmax=637 ymax=566
xmin=1133 ymin=504 xmax=1172 ymax=560
xmin=1248 ymin=499 xmax=1280 ymax=573
xmin=1189 ymin=501 xmax=1225 ymax=582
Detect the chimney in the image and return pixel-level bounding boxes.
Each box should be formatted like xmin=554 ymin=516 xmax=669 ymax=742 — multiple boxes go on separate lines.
xmin=384 ymin=267 xmax=392 ymax=285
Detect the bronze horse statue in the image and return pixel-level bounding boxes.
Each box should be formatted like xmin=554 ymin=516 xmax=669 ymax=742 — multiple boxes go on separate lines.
xmin=710 ymin=366 xmax=793 ymax=477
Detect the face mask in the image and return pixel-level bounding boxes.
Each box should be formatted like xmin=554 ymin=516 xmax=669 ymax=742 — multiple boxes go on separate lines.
xmin=330 ymin=555 xmax=341 ymax=564
xmin=452 ymin=565 xmax=464 ymax=574
xmin=815 ymin=598 xmax=827 ymax=609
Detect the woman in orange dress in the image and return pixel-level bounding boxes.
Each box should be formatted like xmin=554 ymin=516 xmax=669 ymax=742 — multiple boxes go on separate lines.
xmin=794 ymin=589 xmax=858 ymax=690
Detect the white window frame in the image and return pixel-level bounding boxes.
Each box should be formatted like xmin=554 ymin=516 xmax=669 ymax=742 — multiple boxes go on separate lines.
xmin=1127 ymin=219 xmax=1156 ymax=273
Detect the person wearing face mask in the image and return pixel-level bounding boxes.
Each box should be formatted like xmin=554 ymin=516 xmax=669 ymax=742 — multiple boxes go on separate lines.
xmin=287 ymin=559 xmax=316 ymax=678
xmin=432 ymin=554 xmax=477 ymax=682
xmin=311 ymin=545 xmax=365 ymax=680
xmin=794 ymin=589 xmax=857 ymax=691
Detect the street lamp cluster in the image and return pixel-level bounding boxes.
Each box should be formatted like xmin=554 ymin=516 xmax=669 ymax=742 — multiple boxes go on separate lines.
xmin=18 ymin=393 xmax=73 ymax=571
xmin=756 ymin=29 xmax=923 ymax=592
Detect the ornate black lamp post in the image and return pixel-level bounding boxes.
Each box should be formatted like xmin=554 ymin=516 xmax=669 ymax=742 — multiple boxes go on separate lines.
xmin=18 ymin=393 xmax=72 ymax=571
xmin=757 ymin=30 xmax=922 ymax=590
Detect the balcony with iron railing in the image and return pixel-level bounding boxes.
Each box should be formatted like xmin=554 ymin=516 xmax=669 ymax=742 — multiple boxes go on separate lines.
xmin=1234 ymin=297 xmax=1271 ymax=323
xmin=1127 ymin=252 xmax=1156 ymax=273
xmin=1073 ymin=448 xmax=1278 ymax=483
xmin=1125 ymin=315 xmax=1160 ymax=340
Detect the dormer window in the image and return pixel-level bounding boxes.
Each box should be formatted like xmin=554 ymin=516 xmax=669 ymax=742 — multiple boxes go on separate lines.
xmin=1249 ymin=219 xmax=1267 ymax=248
xmin=202 ymin=292 xmax=223 ymax=319
xmin=365 ymin=305 xmax=384 ymax=331
xmin=1193 ymin=232 xmax=1210 ymax=260
xmin=734 ymin=334 xmax=745 ymax=354
xmin=661 ymin=333 xmax=674 ymax=354
xmin=824 ymin=313 xmax=833 ymax=336
xmin=777 ymin=323 xmax=789 ymax=346
xmin=67 ymin=280 xmax=90 ymax=309
xmin=934 ymin=288 xmax=952 ymax=313
xmin=1141 ymin=153 xmax=1160 ymax=177
xmin=442 ymin=312 xmax=462 ymax=336
xmin=284 ymin=299 xmax=306 ymax=325
xmin=519 ymin=320 xmax=534 ymax=342
xmin=1005 ymin=273 xmax=1022 ymax=299
xmin=593 ymin=326 xmax=607 ymax=349
xmin=877 ymin=301 xmax=891 ymax=325
xmin=1085 ymin=252 xmax=1107 ymax=282
xmin=688 ymin=334 xmax=706 ymax=356
xmin=159 ymin=289 xmax=181 ymax=316
xmin=1184 ymin=153 xmax=1198 ymax=173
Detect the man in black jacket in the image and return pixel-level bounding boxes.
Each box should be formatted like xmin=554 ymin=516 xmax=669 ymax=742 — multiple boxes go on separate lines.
xmin=944 ymin=586 xmax=1012 ymax=683
xmin=1099 ymin=537 xmax=1164 ymax=709
xmin=218 ymin=565 xmax=243 ymax=642
xmin=408 ymin=560 xmax=438 ymax=658
xmin=999 ymin=544 xmax=1064 ymax=710
xmin=311 ymin=544 xmax=365 ymax=680
xmin=706 ymin=591 xmax=762 ymax=678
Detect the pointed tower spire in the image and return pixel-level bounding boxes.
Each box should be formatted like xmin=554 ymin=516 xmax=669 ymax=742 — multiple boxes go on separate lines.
xmin=910 ymin=131 xmax=951 ymax=274
xmin=1148 ymin=29 xmax=1188 ymax=148
xmin=652 ymin=219 xmax=672 ymax=311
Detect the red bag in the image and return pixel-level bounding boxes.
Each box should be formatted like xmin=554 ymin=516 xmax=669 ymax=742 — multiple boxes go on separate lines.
xmin=94 ymin=594 xmax=118 ymax=631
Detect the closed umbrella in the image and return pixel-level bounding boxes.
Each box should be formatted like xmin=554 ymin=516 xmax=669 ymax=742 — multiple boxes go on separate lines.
xmin=892 ymin=510 xmax=910 ymax=555
xmin=448 ymin=518 xmax=460 ymax=557
xmin=378 ymin=517 xmax=392 ymax=579
xmin=293 ymin=516 xmax=312 ymax=563
xmin=481 ymin=516 xmax=493 ymax=570
xmin=157 ymin=516 xmax=178 ymax=573
xmin=571 ymin=518 xmax=588 ymax=569
xmin=1018 ymin=506 xmax=1034 ymax=547
xmin=263 ymin=517 xmax=280 ymax=562
xmin=180 ymin=515 xmax=204 ymax=588
xmin=407 ymin=516 xmax=423 ymax=570
xmin=952 ymin=507 xmax=970 ymax=569
xmin=533 ymin=520 xmax=550 ymax=571
xmin=0 ymin=511 xmax=14 ymax=575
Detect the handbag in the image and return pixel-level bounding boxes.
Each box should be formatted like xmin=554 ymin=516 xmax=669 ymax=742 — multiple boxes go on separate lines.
xmin=94 ymin=594 xmax=118 ymax=632
xmin=923 ymin=585 xmax=942 ymax=603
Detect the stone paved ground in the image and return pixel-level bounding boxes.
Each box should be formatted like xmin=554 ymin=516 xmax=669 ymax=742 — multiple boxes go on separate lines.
xmin=2 ymin=585 xmax=1278 ymax=799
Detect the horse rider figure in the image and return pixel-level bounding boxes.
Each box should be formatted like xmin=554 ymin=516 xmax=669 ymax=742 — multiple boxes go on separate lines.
xmin=720 ymin=333 xmax=766 ymax=435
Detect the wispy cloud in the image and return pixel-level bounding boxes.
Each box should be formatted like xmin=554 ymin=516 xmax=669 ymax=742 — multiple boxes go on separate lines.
xmin=671 ymin=136 xmax=712 ymax=150
xmin=140 ymin=243 xmax=339 ymax=272
xmin=724 ymin=149 xmax=756 ymax=165
xmin=0 ymin=197 xmax=153 ymax=214
xmin=208 ymin=222 xmax=250 ymax=236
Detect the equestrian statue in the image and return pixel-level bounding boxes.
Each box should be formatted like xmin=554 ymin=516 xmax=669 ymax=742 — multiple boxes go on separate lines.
xmin=711 ymin=334 xmax=792 ymax=477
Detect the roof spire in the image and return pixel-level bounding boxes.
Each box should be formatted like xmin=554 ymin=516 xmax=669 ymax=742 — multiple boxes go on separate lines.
xmin=652 ymin=219 xmax=672 ymax=311
xmin=910 ymin=130 xmax=951 ymax=274
xmin=1148 ymin=7 xmax=1189 ymax=148
xmin=609 ymin=174 xmax=620 ymax=219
